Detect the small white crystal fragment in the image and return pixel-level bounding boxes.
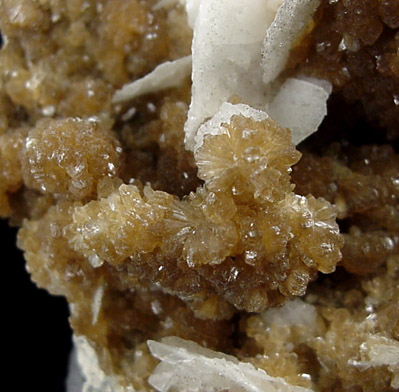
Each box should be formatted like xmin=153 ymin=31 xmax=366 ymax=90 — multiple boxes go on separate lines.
xmin=267 ymin=77 xmax=332 ymax=145
xmin=42 ymin=105 xmax=55 ymax=117
xmin=261 ymin=298 xmax=317 ymax=328
xmin=148 ymin=336 xmax=314 ymax=392
xmin=88 ymin=253 xmax=104 ymax=268
xmin=262 ymin=0 xmax=320 ymax=84
xmin=121 ymin=107 xmax=137 ymax=122
xmin=91 ymin=284 xmax=104 ymax=325
xmin=112 ymin=56 xmax=192 ymax=103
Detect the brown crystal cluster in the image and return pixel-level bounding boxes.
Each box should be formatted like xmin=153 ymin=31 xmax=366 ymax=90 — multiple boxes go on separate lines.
xmin=1 ymin=1 xmax=398 ymax=391
xmin=63 ymin=115 xmax=342 ymax=319
xmin=291 ymin=0 xmax=399 ymax=139
xmin=292 ymin=143 xmax=399 ymax=275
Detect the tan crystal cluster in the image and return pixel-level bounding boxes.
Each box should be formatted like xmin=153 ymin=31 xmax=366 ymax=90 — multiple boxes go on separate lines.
xmin=243 ymin=256 xmax=399 ymax=391
xmin=16 ymin=112 xmax=343 ymax=327
xmin=0 ymin=0 xmax=398 ymax=391
xmin=0 ymin=0 xmax=189 ymax=125
xmin=293 ymin=143 xmax=399 ymax=276
xmin=61 ymin=114 xmax=342 ymax=320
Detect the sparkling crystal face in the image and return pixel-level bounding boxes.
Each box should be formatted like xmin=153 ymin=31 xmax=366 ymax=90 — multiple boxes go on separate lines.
xmin=0 ymin=0 xmax=398 ymax=391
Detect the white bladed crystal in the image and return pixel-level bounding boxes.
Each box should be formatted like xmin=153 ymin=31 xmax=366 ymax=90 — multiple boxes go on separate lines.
xmin=267 ymin=77 xmax=332 ymax=145
xmin=112 ymin=56 xmax=192 ymax=104
xmin=184 ymin=0 xmax=328 ymax=151
xmin=184 ymin=0 xmax=282 ymax=149
xmin=262 ymin=0 xmax=320 ymax=84
xmin=116 ymin=0 xmax=328 ymax=151
xmin=148 ymin=336 xmax=315 ymax=392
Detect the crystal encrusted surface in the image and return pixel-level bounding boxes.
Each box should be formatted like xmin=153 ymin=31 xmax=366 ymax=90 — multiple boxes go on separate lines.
xmin=1 ymin=1 xmax=398 ymax=391
xmin=291 ymin=0 xmax=399 ymax=139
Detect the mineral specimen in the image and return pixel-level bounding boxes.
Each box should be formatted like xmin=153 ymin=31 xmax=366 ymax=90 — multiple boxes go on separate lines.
xmin=0 ymin=0 xmax=398 ymax=391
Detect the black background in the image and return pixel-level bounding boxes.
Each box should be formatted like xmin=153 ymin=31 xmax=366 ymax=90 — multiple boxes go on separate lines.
xmin=2 ymin=219 xmax=72 ymax=391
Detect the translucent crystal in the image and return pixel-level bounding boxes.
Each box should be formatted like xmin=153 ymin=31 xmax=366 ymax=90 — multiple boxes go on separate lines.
xmin=148 ymin=336 xmax=314 ymax=392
